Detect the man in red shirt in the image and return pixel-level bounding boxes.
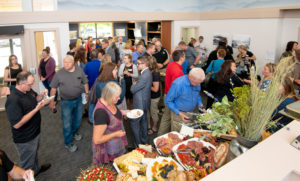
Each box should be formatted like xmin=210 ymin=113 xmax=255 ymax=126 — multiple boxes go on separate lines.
xmin=157 ymin=50 xmax=185 ymax=136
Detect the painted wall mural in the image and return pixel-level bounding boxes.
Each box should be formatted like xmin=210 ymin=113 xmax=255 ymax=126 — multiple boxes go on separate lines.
xmin=58 ymin=0 xmax=300 ymax=12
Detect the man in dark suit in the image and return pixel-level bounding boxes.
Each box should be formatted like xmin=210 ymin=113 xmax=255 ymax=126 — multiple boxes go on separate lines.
xmin=101 ymin=39 xmax=116 ymax=64
xmin=130 ymin=56 xmax=152 ymax=146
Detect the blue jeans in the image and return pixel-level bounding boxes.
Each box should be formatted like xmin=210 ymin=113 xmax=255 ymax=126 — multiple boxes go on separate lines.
xmin=60 ymin=97 xmax=82 ymax=146
xmin=42 ymin=80 xmax=57 ymax=101
xmin=130 ymin=108 xmax=148 ymax=147
xmin=88 ymin=103 xmax=95 ymax=124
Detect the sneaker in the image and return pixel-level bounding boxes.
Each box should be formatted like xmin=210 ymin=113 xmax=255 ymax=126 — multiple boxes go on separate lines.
xmin=65 ymin=143 xmax=78 ymax=152
xmin=74 ymin=133 xmax=82 ymax=141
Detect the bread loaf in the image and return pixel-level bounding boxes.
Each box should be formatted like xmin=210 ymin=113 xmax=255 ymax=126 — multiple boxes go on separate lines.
xmin=214 ymin=142 xmax=229 ymax=168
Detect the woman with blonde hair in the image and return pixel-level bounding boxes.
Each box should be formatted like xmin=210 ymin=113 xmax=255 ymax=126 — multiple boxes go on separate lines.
xmin=148 ymin=56 xmax=160 ymax=134
xmin=99 ymin=54 xmax=112 ymax=74
xmin=92 ymin=82 xmax=128 ymax=165
xmin=76 ymin=38 xmax=82 ymax=48
xmin=120 ymin=41 xmax=133 ymax=63
xmin=118 ymin=54 xmax=138 ymax=109
xmin=258 ymin=63 xmax=276 ymax=91
xmin=236 ymin=45 xmax=256 ymax=79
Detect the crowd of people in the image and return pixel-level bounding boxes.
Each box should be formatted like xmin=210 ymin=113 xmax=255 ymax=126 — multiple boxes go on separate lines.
xmin=1 ymin=35 xmax=300 ymax=179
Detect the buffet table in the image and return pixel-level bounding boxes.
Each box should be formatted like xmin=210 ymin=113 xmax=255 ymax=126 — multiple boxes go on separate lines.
xmin=202 ymin=120 xmax=300 ymax=181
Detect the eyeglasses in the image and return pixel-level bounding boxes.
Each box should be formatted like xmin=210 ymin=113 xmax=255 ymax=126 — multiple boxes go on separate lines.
xmin=137 ymin=62 xmax=144 ymax=65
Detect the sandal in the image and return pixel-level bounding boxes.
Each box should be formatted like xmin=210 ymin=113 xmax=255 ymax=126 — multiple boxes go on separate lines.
xmin=148 ymin=128 xmax=153 ymax=135
xmin=152 ymin=128 xmax=158 ymax=133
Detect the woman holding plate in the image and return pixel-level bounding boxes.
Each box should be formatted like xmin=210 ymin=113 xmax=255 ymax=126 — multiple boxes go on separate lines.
xmin=92 ymin=82 xmax=129 ymax=165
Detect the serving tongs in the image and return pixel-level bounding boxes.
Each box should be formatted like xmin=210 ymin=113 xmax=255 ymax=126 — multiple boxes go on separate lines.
xmin=174 ymin=148 xmax=192 ymax=154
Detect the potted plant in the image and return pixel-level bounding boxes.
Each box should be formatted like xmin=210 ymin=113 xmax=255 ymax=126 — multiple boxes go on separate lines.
xmin=231 ymin=57 xmax=295 ymax=147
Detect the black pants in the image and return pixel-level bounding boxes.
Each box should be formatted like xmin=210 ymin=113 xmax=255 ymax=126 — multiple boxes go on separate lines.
xmin=206 ymin=79 xmax=217 ymax=109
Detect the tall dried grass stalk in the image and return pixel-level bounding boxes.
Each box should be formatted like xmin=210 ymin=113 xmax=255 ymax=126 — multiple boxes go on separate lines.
xmin=239 ymin=57 xmax=295 ymax=141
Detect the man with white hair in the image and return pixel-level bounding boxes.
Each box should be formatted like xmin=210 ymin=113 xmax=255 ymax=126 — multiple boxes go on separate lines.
xmin=165 ymin=68 xmax=205 ymax=132
xmin=50 ymin=55 xmax=89 ymax=152
xmin=116 ymin=37 xmax=124 ymax=52
xmin=153 ymin=40 xmax=169 ymax=69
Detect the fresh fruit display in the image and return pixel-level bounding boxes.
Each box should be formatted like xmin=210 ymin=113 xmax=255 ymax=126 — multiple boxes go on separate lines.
xmin=79 ymin=167 xmax=114 ymax=181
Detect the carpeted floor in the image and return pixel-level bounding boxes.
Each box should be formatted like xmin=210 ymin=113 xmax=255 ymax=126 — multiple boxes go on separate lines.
xmin=0 ymin=104 xmax=158 ymax=181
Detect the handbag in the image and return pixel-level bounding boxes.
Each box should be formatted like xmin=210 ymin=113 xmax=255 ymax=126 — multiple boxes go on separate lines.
xmin=1 ymin=68 xmax=11 ymax=96
xmin=88 ymin=81 xmax=98 ymax=104
xmin=203 ymin=60 xmax=215 ymax=86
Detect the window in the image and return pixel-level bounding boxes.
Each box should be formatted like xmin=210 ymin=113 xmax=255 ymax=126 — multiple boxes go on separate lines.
xmin=79 ymin=23 xmax=113 ymax=40
xmin=0 ymin=0 xmax=22 ymax=12
xmin=96 ymin=23 xmax=113 ymax=39
xmin=79 ymin=23 xmax=96 ymax=40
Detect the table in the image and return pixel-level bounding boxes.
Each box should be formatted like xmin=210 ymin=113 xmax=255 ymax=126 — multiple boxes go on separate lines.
xmin=202 ymin=120 xmax=300 ymax=181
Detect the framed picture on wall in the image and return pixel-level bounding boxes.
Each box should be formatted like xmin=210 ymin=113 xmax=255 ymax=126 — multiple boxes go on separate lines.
xmin=232 ymin=34 xmax=251 ymax=49
xmin=213 ymin=33 xmax=229 ymax=45
xmin=69 ymin=31 xmax=77 ymax=40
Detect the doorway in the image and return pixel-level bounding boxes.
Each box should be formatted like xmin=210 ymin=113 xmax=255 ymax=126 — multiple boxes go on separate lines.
xmin=34 ymin=31 xmax=59 ymax=66
xmin=181 ymin=27 xmax=199 ymax=44
xmin=33 ymin=30 xmax=60 ymax=92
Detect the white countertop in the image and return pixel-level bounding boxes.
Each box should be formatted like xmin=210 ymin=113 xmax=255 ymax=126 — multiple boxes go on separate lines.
xmin=202 ymin=120 xmax=300 ymax=181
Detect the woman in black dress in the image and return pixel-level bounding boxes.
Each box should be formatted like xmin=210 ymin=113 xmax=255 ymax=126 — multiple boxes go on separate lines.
xmin=3 ymin=55 xmax=22 ymax=91
xmin=118 ymin=54 xmax=138 ymax=109
xmin=215 ymin=60 xmax=244 ymax=102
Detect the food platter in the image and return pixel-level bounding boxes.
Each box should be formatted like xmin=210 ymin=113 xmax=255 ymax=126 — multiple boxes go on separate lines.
xmin=153 ymin=131 xmax=185 ymax=156
xmin=146 ymin=157 xmax=184 ymax=180
xmin=172 ymin=138 xmax=216 ymax=171
xmin=193 ymin=129 xmax=237 ymax=140
xmin=127 ymin=109 xmax=144 ymax=119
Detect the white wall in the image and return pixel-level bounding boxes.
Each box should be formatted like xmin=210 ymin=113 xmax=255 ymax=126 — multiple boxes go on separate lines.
xmin=172 ymin=19 xmax=286 ymax=72
xmin=280 ymin=18 xmax=300 ymax=57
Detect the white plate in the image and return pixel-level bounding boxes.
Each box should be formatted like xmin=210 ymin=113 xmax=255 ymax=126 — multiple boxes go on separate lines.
xmin=127 ymin=109 xmax=144 ymax=119
xmin=153 ymin=131 xmax=185 ymax=156
xmin=172 ymin=137 xmax=216 ymax=170
xmin=146 ymin=156 xmax=184 ymax=180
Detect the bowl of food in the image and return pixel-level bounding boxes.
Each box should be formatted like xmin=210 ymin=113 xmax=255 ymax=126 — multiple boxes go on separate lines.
xmin=127 ymin=109 xmax=144 ymax=119
xmin=146 ymin=157 xmax=184 ymax=181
